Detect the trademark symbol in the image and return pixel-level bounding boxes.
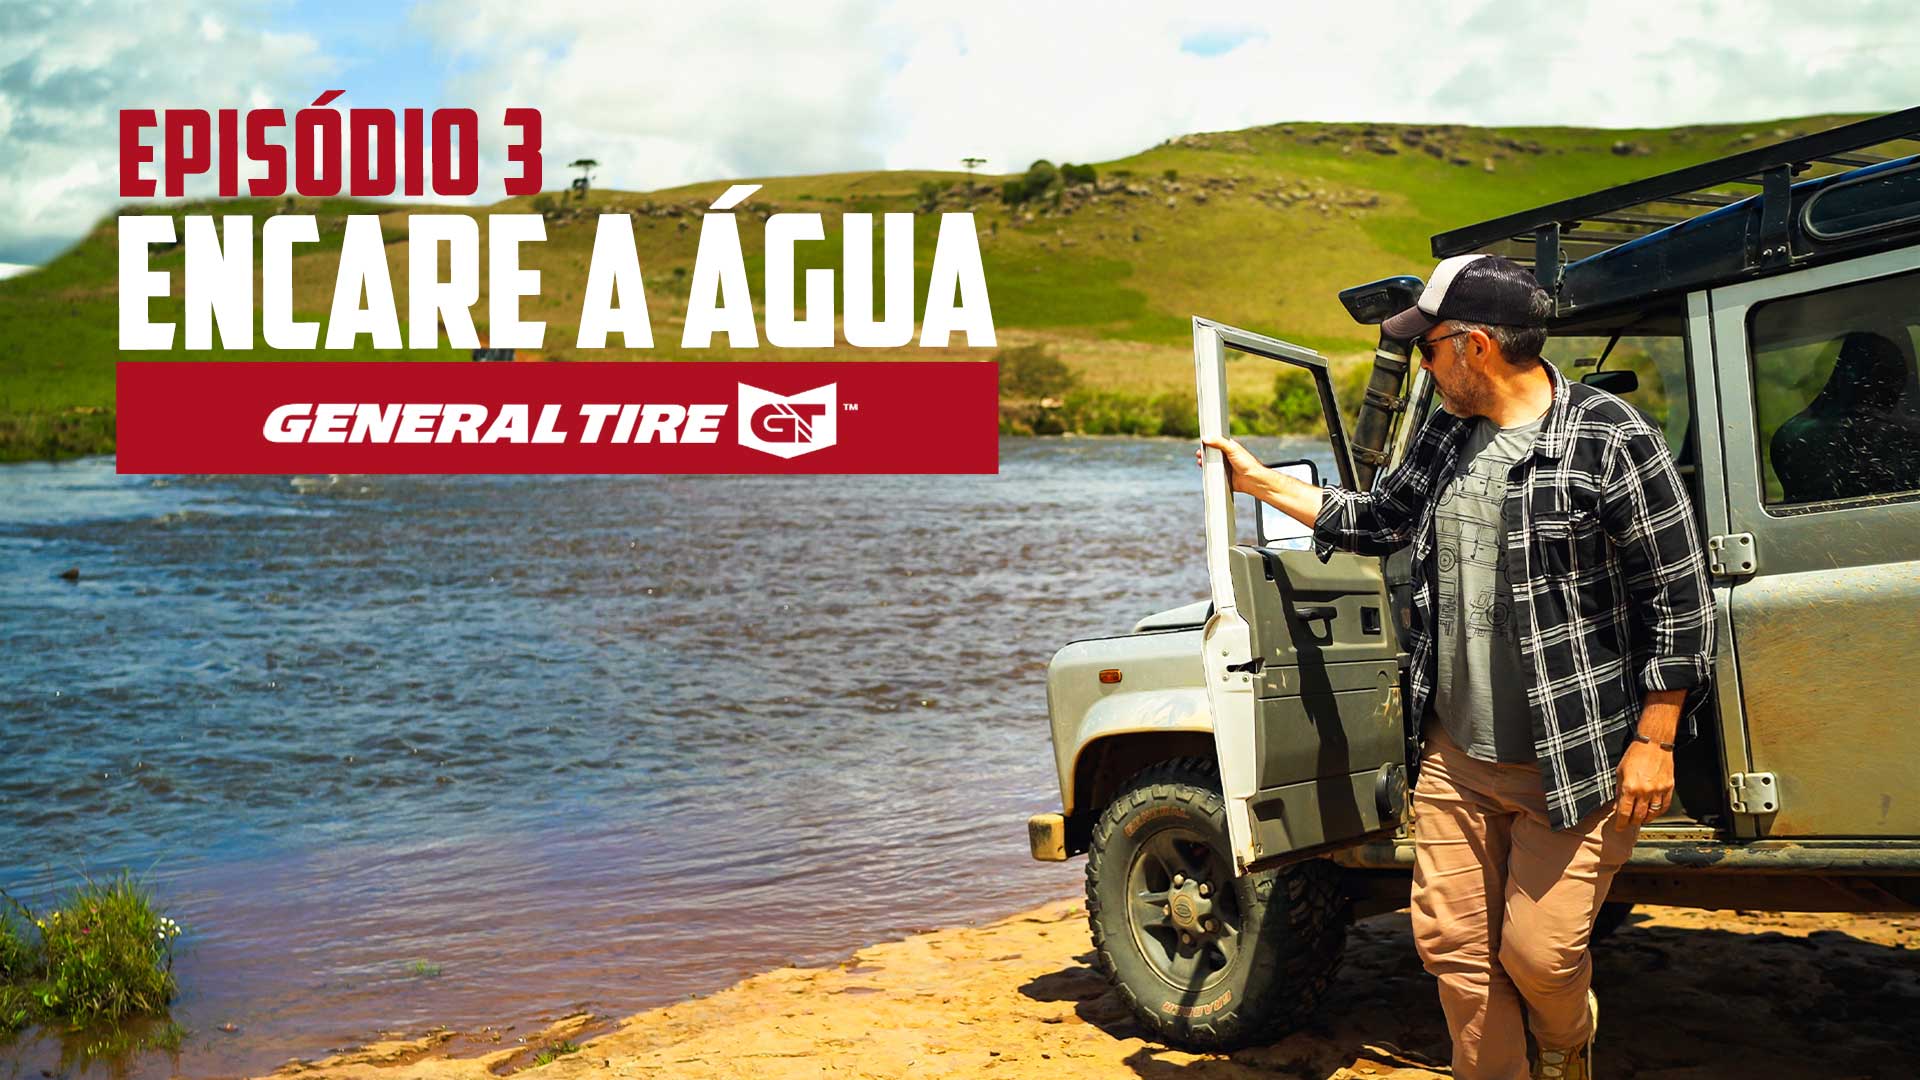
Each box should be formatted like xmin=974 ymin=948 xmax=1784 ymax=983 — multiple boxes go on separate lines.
xmin=842 ymin=402 xmax=859 ymax=412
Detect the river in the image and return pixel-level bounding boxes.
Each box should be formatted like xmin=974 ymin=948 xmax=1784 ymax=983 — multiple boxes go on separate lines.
xmin=0 ymin=436 xmax=1332 ymax=1077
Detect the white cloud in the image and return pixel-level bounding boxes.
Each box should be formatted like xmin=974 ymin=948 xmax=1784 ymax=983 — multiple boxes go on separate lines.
xmin=5 ymin=0 xmax=1917 ymax=263
xmin=413 ymin=0 xmax=1920 ymax=196
xmin=0 ymin=0 xmax=328 ymax=264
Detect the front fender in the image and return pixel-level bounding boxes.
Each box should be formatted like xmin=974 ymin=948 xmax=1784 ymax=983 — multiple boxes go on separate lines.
xmin=1063 ymin=688 xmax=1214 ymax=816
xmin=1046 ymin=626 xmax=1211 ymax=816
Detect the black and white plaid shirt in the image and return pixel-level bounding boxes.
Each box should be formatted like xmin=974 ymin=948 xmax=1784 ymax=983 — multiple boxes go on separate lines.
xmin=1313 ymin=361 xmax=1715 ymax=830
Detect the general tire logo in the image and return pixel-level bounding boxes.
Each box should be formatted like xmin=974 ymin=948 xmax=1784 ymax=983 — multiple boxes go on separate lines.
xmin=737 ymin=382 xmax=837 ymax=459
xmin=1124 ymin=805 xmax=1190 ymax=837
xmin=1162 ymin=990 xmax=1232 ymax=1016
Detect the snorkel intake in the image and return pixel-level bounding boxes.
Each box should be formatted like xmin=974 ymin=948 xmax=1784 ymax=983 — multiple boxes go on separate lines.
xmin=1337 ymin=275 xmax=1424 ymax=489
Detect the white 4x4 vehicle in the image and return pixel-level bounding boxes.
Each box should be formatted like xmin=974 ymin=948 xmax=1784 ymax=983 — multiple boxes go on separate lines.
xmin=1026 ymin=109 xmax=1920 ymax=1049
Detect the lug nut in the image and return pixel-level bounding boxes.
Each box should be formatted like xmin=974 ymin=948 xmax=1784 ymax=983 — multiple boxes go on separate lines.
xmin=1173 ymin=874 xmax=1185 ymax=887
xmin=1180 ymin=933 xmax=1192 ymax=945
xmin=1198 ymin=883 xmax=1210 ymax=897
xmin=1204 ymin=920 xmax=1216 ymax=932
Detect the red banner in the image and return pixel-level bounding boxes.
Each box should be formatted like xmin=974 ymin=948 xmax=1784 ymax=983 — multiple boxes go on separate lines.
xmin=115 ymin=361 xmax=1000 ymax=474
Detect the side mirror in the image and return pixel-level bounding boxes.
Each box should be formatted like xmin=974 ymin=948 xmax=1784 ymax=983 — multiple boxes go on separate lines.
xmin=1581 ymin=370 xmax=1639 ymax=395
xmin=1257 ymin=459 xmax=1320 ymax=548
xmin=1339 ymin=276 xmax=1425 ymax=326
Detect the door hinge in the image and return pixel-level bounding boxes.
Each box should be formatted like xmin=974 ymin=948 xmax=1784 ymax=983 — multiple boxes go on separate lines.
xmin=1728 ymin=772 xmax=1780 ymax=815
xmin=1707 ymin=533 xmax=1756 ymax=578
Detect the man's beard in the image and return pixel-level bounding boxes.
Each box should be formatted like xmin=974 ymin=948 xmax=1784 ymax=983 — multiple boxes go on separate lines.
xmin=1436 ymin=364 xmax=1492 ymax=419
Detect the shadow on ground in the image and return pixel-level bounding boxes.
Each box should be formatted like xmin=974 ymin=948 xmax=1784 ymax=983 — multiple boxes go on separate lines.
xmin=1020 ymin=908 xmax=1920 ymax=1080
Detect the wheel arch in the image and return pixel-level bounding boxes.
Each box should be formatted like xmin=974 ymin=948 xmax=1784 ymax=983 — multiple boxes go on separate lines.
xmin=1066 ymin=728 xmax=1217 ymax=855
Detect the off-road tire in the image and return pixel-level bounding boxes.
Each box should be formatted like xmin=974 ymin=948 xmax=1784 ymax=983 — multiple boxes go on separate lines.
xmin=1085 ymin=757 xmax=1350 ymax=1051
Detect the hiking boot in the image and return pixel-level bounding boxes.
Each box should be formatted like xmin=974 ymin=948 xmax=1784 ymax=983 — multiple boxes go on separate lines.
xmin=1532 ymin=989 xmax=1597 ymax=1079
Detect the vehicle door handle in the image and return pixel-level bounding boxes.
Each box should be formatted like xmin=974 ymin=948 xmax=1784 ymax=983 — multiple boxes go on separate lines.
xmin=1292 ymin=604 xmax=1338 ymax=622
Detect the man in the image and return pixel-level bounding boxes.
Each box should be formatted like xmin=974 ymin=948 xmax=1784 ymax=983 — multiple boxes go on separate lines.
xmin=1201 ymin=254 xmax=1714 ymax=1080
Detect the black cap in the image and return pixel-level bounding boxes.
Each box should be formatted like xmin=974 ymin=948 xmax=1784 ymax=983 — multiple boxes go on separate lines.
xmin=1382 ymin=254 xmax=1548 ymax=339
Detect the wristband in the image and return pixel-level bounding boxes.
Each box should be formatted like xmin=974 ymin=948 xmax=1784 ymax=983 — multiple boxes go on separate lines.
xmin=1632 ymin=731 xmax=1675 ymax=752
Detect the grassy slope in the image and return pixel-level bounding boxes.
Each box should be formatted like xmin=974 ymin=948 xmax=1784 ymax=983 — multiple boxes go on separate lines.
xmin=0 ymin=114 xmax=1862 ymax=459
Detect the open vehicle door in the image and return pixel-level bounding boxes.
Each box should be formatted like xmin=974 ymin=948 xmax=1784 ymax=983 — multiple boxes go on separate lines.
xmin=1194 ymin=319 xmax=1412 ymax=875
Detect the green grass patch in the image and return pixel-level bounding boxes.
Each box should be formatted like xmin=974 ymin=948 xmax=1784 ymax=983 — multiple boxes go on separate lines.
xmin=405 ymin=959 xmax=443 ymax=978
xmin=530 ymin=1040 xmax=581 ymax=1067
xmin=0 ymin=408 xmax=117 ymax=463
xmin=0 ymin=873 xmax=183 ymax=1040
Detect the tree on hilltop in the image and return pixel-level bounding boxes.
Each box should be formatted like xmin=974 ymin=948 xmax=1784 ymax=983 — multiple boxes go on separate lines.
xmin=569 ymin=158 xmax=598 ymax=199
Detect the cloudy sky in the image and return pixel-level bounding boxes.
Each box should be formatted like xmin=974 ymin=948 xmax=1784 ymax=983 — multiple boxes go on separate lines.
xmin=2 ymin=0 xmax=1916 ymax=265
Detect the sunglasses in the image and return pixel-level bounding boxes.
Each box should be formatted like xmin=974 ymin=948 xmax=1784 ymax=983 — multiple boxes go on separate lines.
xmin=1414 ymin=328 xmax=1471 ymax=362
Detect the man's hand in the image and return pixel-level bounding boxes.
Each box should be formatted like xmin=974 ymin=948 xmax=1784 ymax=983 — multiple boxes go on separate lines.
xmin=1196 ymin=437 xmax=1325 ymax=531
xmin=1196 ymin=436 xmax=1270 ymax=496
xmin=1614 ymin=688 xmax=1685 ymax=831
xmin=1614 ymin=740 xmax=1676 ymax=831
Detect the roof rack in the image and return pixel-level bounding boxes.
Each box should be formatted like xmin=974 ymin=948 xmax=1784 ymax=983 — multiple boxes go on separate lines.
xmin=1431 ymin=107 xmax=1920 ymax=294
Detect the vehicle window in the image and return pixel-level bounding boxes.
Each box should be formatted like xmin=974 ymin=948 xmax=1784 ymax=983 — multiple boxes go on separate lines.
xmin=1547 ymin=334 xmax=1692 ymax=461
xmin=1748 ymin=269 xmax=1920 ymax=507
xmin=1802 ymin=163 xmax=1920 ymax=240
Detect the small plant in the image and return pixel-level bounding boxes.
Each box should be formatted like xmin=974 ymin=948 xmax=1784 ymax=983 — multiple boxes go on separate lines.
xmin=405 ymin=959 xmax=443 ymax=978
xmin=0 ymin=912 xmax=31 ymax=1033
xmin=531 ymin=1040 xmax=581 ymax=1067
xmin=0 ymin=983 xmax=30 ymax=1034
xmin=1061 ymin=162 xmax=1096 ymax=185
xmin=26 ymin=874 xmax=180 ymax=1025
xmin=1162 ymin=167 xmax=1179 ymax=182
xmin=530 ymin=194 xmax=556 ymax=215
xmin=0 ymin=910 xmax=32 ymax=982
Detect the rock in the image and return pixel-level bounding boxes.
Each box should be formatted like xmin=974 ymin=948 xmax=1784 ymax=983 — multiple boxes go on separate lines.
xmin=1165 ymin=196 xmax=1178 ymax=209
xmin=57 ymin=567 xmax=80 ymax=582
xmin=1483 ymin=157 xmax=1498 ymax=173
xmin=1450 ymin=155 xmax=1472 ymax=166
xmin=1365 ymin=138 xmax=1398 ymax=155
xmin=1192 ymin=191 xmax=1209 ymax=204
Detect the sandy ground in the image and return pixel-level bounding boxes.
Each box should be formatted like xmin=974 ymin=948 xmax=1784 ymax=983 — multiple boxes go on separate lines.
xmin=269 ymin=899 xmax=1920 ymax=1080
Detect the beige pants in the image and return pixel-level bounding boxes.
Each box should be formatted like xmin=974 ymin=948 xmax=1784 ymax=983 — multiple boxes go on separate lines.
xmin=1410 ymin=722 xmax=1639 ymax=1080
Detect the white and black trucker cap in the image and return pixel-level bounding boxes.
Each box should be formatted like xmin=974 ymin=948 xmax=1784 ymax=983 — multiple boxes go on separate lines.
xmin=1381 ymin=253 xmax=1548 ymax=339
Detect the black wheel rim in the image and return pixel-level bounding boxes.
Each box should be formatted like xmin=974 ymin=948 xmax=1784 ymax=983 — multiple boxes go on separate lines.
xmin=1124 ymin=824 xmax=1243 ymax=993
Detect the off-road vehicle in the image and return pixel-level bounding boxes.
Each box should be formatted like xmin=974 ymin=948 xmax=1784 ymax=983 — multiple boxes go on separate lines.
xmin=1027 ymin=108 xmax=1920 ymax=1049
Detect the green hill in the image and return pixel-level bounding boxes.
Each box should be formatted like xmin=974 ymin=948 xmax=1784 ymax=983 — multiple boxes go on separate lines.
xmin=0 ymin=113 xmax=1867 ymax=459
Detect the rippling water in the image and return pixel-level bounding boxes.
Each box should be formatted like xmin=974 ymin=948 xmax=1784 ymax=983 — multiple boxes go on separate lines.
xmin=0 ymin=437 xmax=1329 ymax=1077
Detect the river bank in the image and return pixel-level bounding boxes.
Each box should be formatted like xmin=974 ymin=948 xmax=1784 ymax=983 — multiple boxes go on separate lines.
xmin=266 ymin=896 xmax=1920 ymax=1080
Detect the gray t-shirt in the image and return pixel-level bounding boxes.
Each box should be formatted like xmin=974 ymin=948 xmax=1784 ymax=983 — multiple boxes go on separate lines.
xmin=1433 ymin=413 xmax=1544 ymax=764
